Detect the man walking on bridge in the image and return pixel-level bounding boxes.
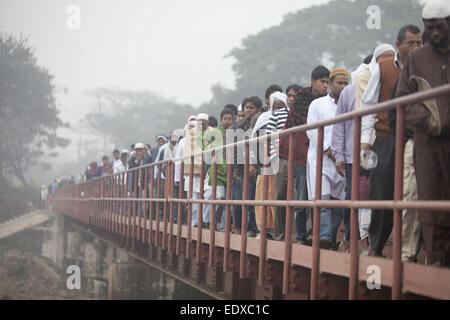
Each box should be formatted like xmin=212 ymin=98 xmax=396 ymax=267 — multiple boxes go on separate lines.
xmin=396 ymin=0 xmax=450 ymax=267
xmin=306 ymin=68 xmax=349 ymax=249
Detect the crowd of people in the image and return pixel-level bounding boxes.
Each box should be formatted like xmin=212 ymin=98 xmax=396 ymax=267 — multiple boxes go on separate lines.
xmin=54 ymin=1 xmax=450 ymax=267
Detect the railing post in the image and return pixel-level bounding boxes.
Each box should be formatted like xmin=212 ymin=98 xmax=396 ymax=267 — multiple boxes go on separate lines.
xmin=223 ymin=155 xmax=233 ymax=272
xmin=283 ymin=133 xmax=294 ymax=295
xmin=392 ymin=104 xmax=405 ymax=300
xmin=240 ymin=142 xmax=249 ymax=278
xmin=149 ymin=166 xmax=155 ymax=246
xmin=163 ymin=162 xmax=170 ymax=250
xmin=196 ymin=155 xmax=205 ymax=264
xmin=176 ymin=161 xmax=184 ymax=255
xmin=155 ymin=164 xmax=162 ymax=247
xmin=258 ymin=138 xmax=270 ymax=285
xmin=168 ymin=161 xmax=175 ymax=252
xmin=311 ymin=126 xmax=324 ymax=300
xmin=349 ymin=116 xmax=361 ymax=300
xmin=186 ymin=156 xmax=194 ymax=259
xmin=209 ymin=150 xmax=217 ymax=267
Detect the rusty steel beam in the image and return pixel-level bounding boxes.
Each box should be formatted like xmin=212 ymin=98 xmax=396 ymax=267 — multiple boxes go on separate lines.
xmin=143 ymin=167 xmax=149 ymax=244
xmin=392 ymin=104 xmax=405 ymax=300
xmin=349 ymin=116 xmax=361 ymax=300
xmin=258 ymin=141 xmax=270 ymax=285
xmin=163 ymin=163 xmax=169 ymax=250
xmin=176 ymin=161 xmax=184 ymax=255
xmin=196 ymin=156 xmax=205 ymax=265
xmin=69 ymin=196 xmax=450 ymax=212
xmin=240 ymin=142 xmax=249 ymax=279
xmin=149 ymin=166 xmax=155 ymax=246
xmin=209 ymin=151 xmax=217 ymax=267
xmin=186 ymin=156 xmax=194 ymax=259
xmin=311 ymin=126 xmax=324 ymax=300
xmin=224 ymin=161 xmax=233 ymax=272
xmin=137 ymin=169 xmax=143 ymax=242
xmin=155 ymin=164 xmax=162 ymax=247
xmin=282 ymin=133 xmax=294 ymax=295
xmin=168 ymin=161 xmax=175 ymax=251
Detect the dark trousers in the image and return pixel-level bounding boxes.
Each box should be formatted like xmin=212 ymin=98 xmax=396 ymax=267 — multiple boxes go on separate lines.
xmin=341 ymin=163 xmax=352 ymax=241
xmin=422 ymin=224 xmax=450 ymax=266
xmin=232 ymin=175 xmax=257 ymax=232
xmin=172 ymin=184 xmax=179 ymax=223
xmin=369 ymin=136 xmax=395 ymax=255
xmin=274 ymin=158 xmax=288 ymax=241
xmin=294 ymin=164 xmax=308 ymax=242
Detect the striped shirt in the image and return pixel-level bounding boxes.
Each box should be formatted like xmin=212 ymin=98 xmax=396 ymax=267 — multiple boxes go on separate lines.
xmin=266 ymin=107 xmax=289 ymax=159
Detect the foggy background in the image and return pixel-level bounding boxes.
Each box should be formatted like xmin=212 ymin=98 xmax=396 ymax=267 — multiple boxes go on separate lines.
xmin=0 ymin=0 xmax=424 ymax=186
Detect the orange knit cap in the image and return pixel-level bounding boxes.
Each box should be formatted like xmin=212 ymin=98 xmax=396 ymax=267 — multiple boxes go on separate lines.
xmin=329 ymin=68 xmax=349 ymax=80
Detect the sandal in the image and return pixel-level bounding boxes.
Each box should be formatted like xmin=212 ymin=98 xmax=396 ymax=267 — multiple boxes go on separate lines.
xmin=338 ymin=239 xmax=350 ymax=253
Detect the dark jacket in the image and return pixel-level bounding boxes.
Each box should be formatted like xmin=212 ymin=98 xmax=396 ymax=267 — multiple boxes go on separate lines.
xmin=128 ymin=154 xmax=152 ymax=193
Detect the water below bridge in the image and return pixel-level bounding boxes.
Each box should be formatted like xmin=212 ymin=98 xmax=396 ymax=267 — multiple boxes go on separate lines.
xmin=0 ymin=212 xmax=214 ymax=300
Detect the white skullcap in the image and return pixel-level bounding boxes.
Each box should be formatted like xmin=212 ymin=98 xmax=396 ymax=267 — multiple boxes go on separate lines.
xmin=269 ymin=91 xmax=288 ymax=110
xmin=156 ymin=135 xmax=166 ymax=142
xmin=373 ymin=43 xmax=396 ymax=59
xmin=121 ymin=149 xmax=129 ymax=154
xmin=422 ymin=0 xmax=450 ymax=19
xmin=196 ymin=113 xmax=209 ymax=121
xmin=170 ymin=132 xmax=180 ymax=141
xmin=134 ymin=143 xmax=144 ymax=149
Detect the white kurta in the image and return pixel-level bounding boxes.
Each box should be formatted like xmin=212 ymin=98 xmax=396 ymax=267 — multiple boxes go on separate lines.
xmin=306 ymin=94 xmax=346 ymax=200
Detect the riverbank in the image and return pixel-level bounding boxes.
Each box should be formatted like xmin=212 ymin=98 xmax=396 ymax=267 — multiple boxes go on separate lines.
xmin=0 ymin=249 xmax=88 ymax=300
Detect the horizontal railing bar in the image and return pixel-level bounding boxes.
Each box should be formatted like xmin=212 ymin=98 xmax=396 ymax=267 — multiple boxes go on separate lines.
xmin=57 ymin=197 xmax=450 ymax=211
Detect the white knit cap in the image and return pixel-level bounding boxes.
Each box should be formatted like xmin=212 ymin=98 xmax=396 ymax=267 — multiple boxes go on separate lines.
xmin=121 ymin=149 xmax=129 ymax=154
xmin=373 ymin=43 xmax=396 ymax=59
xmin=134 ymin=143 xmax=144 ymax=149
xmin=422 ymin=0 xmax=450 ymax=19
xmin=196 ymin=113 xmax=209 ymax=121
xmin=269 ymin=91 xmax=288 ymax=110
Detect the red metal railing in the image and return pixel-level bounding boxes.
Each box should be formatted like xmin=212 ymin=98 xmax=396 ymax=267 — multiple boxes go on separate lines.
xmin=55 ymin=83 xmax=450 ymax=300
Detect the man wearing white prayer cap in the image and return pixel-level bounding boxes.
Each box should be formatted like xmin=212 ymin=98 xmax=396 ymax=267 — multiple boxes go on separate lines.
xmin=354 ymin=43 xmax=395 ymax=111
xmin=359 ymin=26 xmax=422 ymax=257
xmin=113 ymin=149 xmax=129 ymax=174
xmin=395 ymin=0 xmax=450 ymax=267
xmin=196 ymin=113 xmax=209 ymax=132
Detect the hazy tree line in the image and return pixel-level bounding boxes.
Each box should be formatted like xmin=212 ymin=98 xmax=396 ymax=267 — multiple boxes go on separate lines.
xmin=85 ymin=0 xmax=422 ymax=151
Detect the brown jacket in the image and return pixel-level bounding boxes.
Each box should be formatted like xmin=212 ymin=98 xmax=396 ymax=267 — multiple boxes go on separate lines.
xmin=396 ymin=44 xmax=450 ymax=226
xmin=377 ymin=56 xmax=401 ymax=139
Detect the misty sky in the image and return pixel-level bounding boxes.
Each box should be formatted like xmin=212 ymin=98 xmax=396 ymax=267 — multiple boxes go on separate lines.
xmin=0 ymin=0 xmax=331 ymax=123
xmin=2 ymin=0 xmax=336 ymax=180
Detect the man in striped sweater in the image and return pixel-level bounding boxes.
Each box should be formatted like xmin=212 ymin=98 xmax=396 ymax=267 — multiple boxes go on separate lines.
xmin=266 ymin=93 xmax=290 ymax=241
